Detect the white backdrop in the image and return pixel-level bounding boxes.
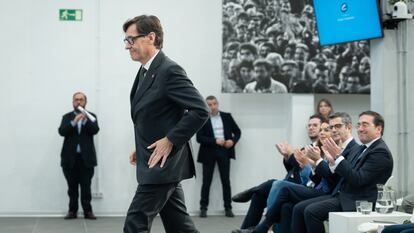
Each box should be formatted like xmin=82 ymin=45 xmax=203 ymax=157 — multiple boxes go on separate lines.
xmin=0 ymin=0 xmax=373 ymax=216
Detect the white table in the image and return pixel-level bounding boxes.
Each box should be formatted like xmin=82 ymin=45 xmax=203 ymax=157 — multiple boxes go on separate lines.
xmin=329 ymin=211 xmax=411 ymax=233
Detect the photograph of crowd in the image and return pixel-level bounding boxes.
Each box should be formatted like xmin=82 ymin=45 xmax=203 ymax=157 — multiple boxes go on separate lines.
xmin=221 ymin=0 xmax=371 ymax=94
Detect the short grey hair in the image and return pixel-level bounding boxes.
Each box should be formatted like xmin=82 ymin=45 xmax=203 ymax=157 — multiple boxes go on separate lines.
xmin=329 ymin=112 xmax=352 ymax=125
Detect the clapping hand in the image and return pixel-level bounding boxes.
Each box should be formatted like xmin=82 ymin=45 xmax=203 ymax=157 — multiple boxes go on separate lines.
xmin=293 ymin=149 xmax=309 ymax=168
xmin=322 ymin=138 xmax=341 ymax=164
xmin=305 ymin=145 xmax=322 ymax=162
xmin=276 ymin=142 xmax=294 ymax=159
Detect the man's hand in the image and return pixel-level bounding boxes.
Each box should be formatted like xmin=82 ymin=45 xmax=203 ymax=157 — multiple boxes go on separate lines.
xmin=293 ymin=149 xmax=308 ymax=168
xmin=216 ymin=138 xmax=225 ymax=147
xmin=276 ymin=142 xmax=294 ymax=158
xmin=129 ymin=151 xmax=137 ymax=166
xmin=224 ymin=140 xmax=234 ymax=149
xmin=74 ymin=113 xmax=86 ymax=123
xmin=305 ymin=145 xmax=322 ymax=162
xmin=322 ymin=138 xmax=342 ymax=160
xmin=147 ymin=137 xmax=173 ymax=168
xmin=321 ymin=146 xmax=335 ymax=165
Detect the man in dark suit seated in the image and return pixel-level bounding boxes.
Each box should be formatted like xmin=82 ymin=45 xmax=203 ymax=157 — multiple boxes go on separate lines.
xmin=122 ymin=15 xmax=209 ymax=233
xmin=58 ymin=92 xmax=99 ymax=220
xmin=230 ymin=114 xmax=324 ymax=232
xmin=238 ymin=112 xmax=359 ymax=233
xmin=294 ymin=110 xmax=394 ymax=233
xmin=197 ymin=95 xmax=241 ymax=218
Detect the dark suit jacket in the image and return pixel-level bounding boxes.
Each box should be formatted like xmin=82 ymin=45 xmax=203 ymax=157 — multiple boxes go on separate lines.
xmin=130 ymin=51 xmax=209 ymax=185
xmin=196 ymin=111 xmax=241 ymax=163
xmin=335 ymin=138 xmax=393 ymax=210
xmin=58 ymin=111 xmax=99 ymax=168
xmin=315 ymin=138 xmax=359 ymax=192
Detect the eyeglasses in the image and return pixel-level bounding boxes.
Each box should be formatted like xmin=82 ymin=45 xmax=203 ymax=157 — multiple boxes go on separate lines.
xmin=123 ymin=34 xmax=147 ymax=45
xmin=328 ymin=123 xmax=344 ymax=130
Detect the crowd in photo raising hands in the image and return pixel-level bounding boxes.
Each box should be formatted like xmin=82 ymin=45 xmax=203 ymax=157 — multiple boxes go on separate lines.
xmin=222 ymin=0 xmax=372 ymax=94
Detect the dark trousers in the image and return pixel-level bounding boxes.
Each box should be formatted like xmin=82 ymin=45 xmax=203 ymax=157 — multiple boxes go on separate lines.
xmin=123 ymin=182 xmax=198 ymax=233
xmin=62 ymin=155 xmax=94 ymax=213
xmin=291 ymin=195 xmax=341 ymax=233
xmin=261 ymin=185 xmax=326 ymax=231
xmin=382 ymin=224 xmax=414 ymax=233
xmin=200 ymin=149 xmax=232 ymax=210
xmin=241 ymin=179 xmax=275 ymax=229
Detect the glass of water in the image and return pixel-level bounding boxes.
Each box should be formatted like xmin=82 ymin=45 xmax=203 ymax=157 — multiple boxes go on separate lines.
xmin=360 ymin=201 xmax=373 ymax=215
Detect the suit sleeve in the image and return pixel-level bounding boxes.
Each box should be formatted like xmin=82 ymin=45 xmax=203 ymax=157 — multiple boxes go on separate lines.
xmin=196 ymin=123 xmax=216 ymax=145
xmin=58 ymin=114 xmax=76 ymax=136
xmin=334 ymin=147 xmax=393 ymax=188
xmin=228 ymin=113 xmax=241 ymax=144
xmin=165 ymin=64 xmax=209 ymax=147
xmin=82 ymin=113 xmax=100 ymax=135
xmin=315 ymin=160 xmax=334 ymax=178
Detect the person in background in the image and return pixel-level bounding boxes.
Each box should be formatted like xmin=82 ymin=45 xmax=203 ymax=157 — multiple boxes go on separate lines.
xmin=58 ymin=92 xmax=99 ymax=220
xmin=197 ymin=95 xmax=241 ymax=218
xmin=316 ymin=98 xmax=334 ymax=119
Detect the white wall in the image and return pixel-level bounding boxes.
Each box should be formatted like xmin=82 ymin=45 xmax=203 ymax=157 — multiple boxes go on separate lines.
xmin=0 ymin=0 xmax=371 ymax=216
xmin=371 ymin=21 xmax=414 ymax=196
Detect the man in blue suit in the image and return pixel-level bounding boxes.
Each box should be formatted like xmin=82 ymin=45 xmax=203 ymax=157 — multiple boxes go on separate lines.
xmin=197 ymin=95 xmax=241 ymax=218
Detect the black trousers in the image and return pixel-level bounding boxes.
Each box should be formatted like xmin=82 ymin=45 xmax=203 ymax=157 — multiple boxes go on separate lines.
xmin=241 ymin=179 xmax=275 ymax=229
xmin=200 ymin=149 xmax=232 ymax=210
xmin=124 ymin=182 xmax=198 ymax=233
xmin=62 ymin=155 xmax=94 ymax=213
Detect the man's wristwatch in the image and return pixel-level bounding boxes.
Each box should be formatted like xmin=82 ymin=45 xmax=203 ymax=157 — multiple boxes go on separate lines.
xmin=334 ymin=154 xmax=341 ymax=160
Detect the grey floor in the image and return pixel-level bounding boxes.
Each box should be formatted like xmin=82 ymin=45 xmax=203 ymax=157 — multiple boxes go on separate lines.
xmin=0 ymin=216 xmax=245 ymax=233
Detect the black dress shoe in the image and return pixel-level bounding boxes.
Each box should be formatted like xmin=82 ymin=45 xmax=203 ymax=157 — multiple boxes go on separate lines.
xmin=84 ymin=211 xmax=97 ymax=220
xmin=232 ymin=188 xmax=254 ymax=203
xmin=199 ymin=209 xmax=207 ymax=218
xmin=64 ymin=211 xmax=77 ymax=219
xmin=225 ymin=209 xmax=234 ymax=217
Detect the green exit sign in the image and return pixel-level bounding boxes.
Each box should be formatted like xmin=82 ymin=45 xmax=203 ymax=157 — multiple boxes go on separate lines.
xmin=59 ymin=9 xmax=83 ymax=21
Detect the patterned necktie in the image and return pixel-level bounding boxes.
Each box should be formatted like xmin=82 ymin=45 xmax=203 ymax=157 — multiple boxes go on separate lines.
xmin=331 ymin=144 xmax=367 ymax=196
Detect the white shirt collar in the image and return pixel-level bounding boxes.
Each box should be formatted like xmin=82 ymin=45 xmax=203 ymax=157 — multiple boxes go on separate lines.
xmin=141 ymin=50 xmax=160 ymax=71
xmin=364 ymin=137 xmax=381 ymax=148
xmin=341 ymin=137 xmax=354 ymax=151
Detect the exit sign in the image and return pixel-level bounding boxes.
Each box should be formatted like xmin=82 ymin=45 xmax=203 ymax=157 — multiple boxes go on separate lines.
xmin=59 ymin=9 xmax=83 ymax=21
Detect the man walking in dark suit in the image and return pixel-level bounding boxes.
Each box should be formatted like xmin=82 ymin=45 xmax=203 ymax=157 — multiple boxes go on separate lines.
xmin=58 ymin=92 xmax=99 ymax=220
xmin=296 ymin=111 xmax=394 ymax=233
xmin=197 ymin=95 xmax=241 ymax=218
xmin=122 ymin=15 xmax=209 ymax=233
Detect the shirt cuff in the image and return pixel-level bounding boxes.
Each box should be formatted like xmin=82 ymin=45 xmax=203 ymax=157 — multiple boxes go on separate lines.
xmin=70 ymin=120 xmax=76 ymax=127
xmin=315 ymin=158 xmax=324 ymax=166
xmin=329 ymin=156 xmax=345 ymax=173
